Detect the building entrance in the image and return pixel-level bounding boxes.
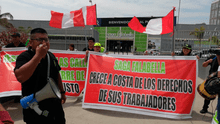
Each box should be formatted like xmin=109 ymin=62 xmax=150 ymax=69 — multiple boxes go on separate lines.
xmin=107 ymin=40 xmax=133 ymax=53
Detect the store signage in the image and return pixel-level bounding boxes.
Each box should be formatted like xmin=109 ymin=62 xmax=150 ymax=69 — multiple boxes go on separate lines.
xmin=107 ymin=30 xmax=134 ymax=37
xmin=204 ymin=27 xmax=220 ymax=36
xmin=96 ymin=17 xmax=176 ymax=27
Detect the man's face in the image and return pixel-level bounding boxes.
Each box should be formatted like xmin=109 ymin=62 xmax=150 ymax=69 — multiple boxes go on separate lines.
xmin=182 ymin=48 xmax=191 ymax=55
xmin=29 ymin=33 xmax=50 ymax=51
xmin=69 ymin=46 xmax=74 ymax=51
xmin=88 ymin=40 xmax=95 ymax=47
xmin=12 ymin=36 xmax=20 ymax=44
xmin=94 ymin=46 xmax=100 ymax=52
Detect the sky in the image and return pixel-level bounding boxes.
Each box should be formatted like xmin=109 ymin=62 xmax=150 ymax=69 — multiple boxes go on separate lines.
xmin=0 ymin=0 xmax=216 ymax=24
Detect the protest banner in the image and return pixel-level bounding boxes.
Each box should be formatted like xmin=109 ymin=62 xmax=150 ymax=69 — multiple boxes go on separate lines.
xmin=0 ymin=48 xmax=26 ymax=97
xmin=82 ymin=52 xmax=197 ymax=119
xmin=0 ymin=48 xmax=86 ymax=97
xmin=51 ymin=50 xmax=87 ymax=97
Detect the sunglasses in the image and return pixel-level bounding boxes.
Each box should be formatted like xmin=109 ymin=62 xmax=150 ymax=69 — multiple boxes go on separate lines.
xmin=31 ymin=38 xmax=49 ymax=42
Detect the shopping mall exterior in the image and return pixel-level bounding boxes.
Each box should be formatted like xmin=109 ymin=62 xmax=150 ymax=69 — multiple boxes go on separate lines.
xmin=0 ymin=17 xmax=220 ymax=53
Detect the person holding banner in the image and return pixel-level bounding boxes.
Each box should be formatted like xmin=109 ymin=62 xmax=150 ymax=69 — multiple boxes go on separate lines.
xmin=171 ymin=44 xmax=200 ymax=60
xmin=84 ymin=42 xmax=105 ymax=63
xmin=82 ymin=37 xmax=95 ymax=51
xmin=14 ymin=28 xmax=66 ymax=124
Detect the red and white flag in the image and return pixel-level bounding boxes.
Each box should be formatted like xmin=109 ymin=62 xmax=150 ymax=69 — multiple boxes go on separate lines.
xmin=49 ymin=4 xmax=97 ymax=29
xmin=128 ymin=8 xmax=175 ymax=35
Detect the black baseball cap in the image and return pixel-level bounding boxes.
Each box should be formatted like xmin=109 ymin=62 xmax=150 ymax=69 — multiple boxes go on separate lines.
xmin=11 ymin=32 xmax=20 ymax=37
xmin=182 ymin=44 xmax=191 ymax=49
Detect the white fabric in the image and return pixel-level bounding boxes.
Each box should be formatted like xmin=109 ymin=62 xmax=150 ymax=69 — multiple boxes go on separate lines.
xmin=143 ymin=18 xmax=162 ymax=35
xmin=67 ymin=49 xmax=78 ymax=51
xmin=82 ymin=6 xmax=87 ymax=25
xmin=62 ymin=12 xmax=74 ymax=28
xmin=218 ymin=66 xmax=220 ymax=71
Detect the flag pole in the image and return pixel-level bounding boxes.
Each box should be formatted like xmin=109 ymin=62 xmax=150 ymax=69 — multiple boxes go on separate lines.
xmin=89 ymin=0 xmax=93 ymax=5
xmin=172 ymin=8 xmax=175 ymax=53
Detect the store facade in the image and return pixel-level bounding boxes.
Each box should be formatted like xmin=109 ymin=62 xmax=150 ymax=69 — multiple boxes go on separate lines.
xmin=94 ymin=17 xmax=162 ymax=52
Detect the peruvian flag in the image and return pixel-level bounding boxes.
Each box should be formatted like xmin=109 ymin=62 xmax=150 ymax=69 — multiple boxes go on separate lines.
xmin=128 ymin=8 xmax=175 ymax=35
xmin=49 ymin=4 xmax=97 ymax=29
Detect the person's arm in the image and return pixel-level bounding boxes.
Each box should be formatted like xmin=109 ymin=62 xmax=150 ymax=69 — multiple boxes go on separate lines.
xmin=14 ymin=44 xmax=48 ymax=83
xmin=84 ymin=50 xmax=89 ymax=63
xmin=57 ymin=73 xmax=66 ymax=104
xmin=14 ymin=54 xmax=41 ymax=83
xmin=202 ymin=59 xmax=212 ymax=67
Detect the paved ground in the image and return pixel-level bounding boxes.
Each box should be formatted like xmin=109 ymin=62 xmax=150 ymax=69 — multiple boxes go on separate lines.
xmin=2 ymin=77 xmax=218 ymax=124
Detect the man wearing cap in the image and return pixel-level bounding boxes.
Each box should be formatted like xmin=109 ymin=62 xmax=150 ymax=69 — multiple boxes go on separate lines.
xmin=5 ymin=32 xmax=25 ymax=48
xmin=171 ymin=44 xmax=200 ymax=59
xmin=94 ymin=42 xmax=101 ymax=52
xmin=82 ymin=37 xmax=95 ymax=51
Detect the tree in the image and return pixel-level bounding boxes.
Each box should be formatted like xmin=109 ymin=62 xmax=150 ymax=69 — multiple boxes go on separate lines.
xmin=189 ymin=26 xmax=205 ymax=50
xmin=0 ymin=27 xmax=32 ymax=46
xmin=208 ymin=36 xmax=219 ymax=46
xmin=0 ymin=13 xmax=14 ymax=28
xmin=0 ymin=11 xmax=32 ymax=46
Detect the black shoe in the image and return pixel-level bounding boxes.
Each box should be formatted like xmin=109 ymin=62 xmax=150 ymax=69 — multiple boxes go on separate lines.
xmin=200 ymin=109 xmax=208 ymax=114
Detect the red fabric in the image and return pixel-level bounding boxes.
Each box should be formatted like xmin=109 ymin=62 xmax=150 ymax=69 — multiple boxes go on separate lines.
xmin=128 ymin=8 xmax=175 ymax=35
xmin=72 ymin=9 xmax=85 ymax=27
xmin=161 ymin=8 xmax=175 ymax=34
xmin=128 ymin=16 xmax=146 ymax=33
xmin=86 ymin=4 xmax=97 ymax=25
xmin=49 ymin=4 xmax=97 ymax=28
xmin=0 ymin=50 xmax=86 ymax=97
xmin=0 ymin=111 xmax=14 ymax=123
xmin=83 ymin=53 xmax=197 ymax=117
xmin=49 ymin=11 xmax=64 ymax=29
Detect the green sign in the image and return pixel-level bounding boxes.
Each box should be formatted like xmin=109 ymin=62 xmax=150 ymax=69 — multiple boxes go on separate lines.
xmin=94 ymin=27 xmax=147 ymax=52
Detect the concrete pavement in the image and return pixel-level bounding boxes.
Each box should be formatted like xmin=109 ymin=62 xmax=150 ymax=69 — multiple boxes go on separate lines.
xmin=2 ymin=77 xmax=218 ymax=124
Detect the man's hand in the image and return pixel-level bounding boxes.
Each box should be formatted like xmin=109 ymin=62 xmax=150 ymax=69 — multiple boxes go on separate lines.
xmin=171 ymin=52 xmax=175 ymax=56
xmin=84 ymin=50 xmax=89 ymax=63
xmin=35 ymin=43 xmax=48 ymax=59
xmin=61 ymin=94 xmax=66 ymax=104
xmin=86 ymin=50 xmax=89 ymax=56
xmin=207 ymin=59 xmax=213 ymax=63
xmin=196 ymin=55 xmax=200 ymax=60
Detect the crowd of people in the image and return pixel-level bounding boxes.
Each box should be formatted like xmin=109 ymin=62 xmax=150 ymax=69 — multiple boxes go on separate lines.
xmin=0 ymin=28 xmax=220 ymax=123
xmin=0 ymin=28 xmax=109 ymax=124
